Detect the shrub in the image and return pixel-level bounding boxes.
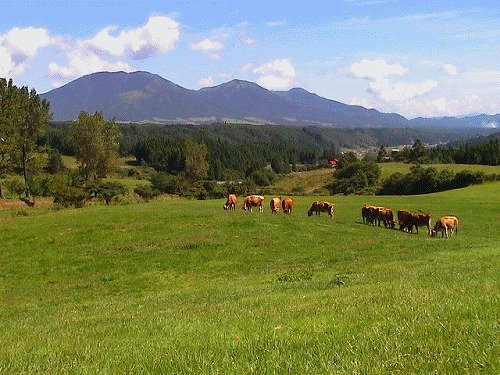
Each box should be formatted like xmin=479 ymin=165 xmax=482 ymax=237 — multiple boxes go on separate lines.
xmin=53 ymin=186 xmax=87 ymax=208
xmin=134 ymin=185 xmax=161 ymax=202
xmin=96 ymin=182 xmax=128 ymax=205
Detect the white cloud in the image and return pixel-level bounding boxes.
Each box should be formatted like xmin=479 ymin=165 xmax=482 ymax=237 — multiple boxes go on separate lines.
xmin=49 ymin=48 xmax=133 ymax=79
xmin=86 ymin=26 xmax=126 ymax=57
xmin=48 ymin=15 xmax=179 ymax=83
xmin=85 ymin=15 xmax=180 ymax=59
xmin=2 ymin=27 xmax=53 ymax=59
xmin=190 ymin=39 xmax=224 ymax=52
xmin=0 ymin=26 xmax=56 ymax=76
xmin=346 ymin=58 xmax=438 ymax=103
xmin=190 ymin=39 xmax=224 ymax=60
xmin=240 ymin=63 xmax=252 ymax=72
xmin=430 ymin=97 xmax=450 ymax=114
xmin=368 ymin=78 xmax=438 ymax=101
xmin=441 ymin=63 xmax=458 ymax=76
xmin=252 ymin=58 xmax=296 ymax=89
xmin=197 ymin=76 xmax=214 ymax=87
xmin=348 ymin=58 xmax=408 ymax=81
xmin=0 ymin=46 xmax=14 ymax=76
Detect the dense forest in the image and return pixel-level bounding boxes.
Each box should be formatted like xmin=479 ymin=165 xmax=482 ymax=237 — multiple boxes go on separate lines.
xmin=42 ymin=120 xmax=499 ymax=202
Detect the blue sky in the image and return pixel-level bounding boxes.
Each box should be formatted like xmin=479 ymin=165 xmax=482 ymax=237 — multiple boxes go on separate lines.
xmin=1 ymin=0 xmax=498 ymax=119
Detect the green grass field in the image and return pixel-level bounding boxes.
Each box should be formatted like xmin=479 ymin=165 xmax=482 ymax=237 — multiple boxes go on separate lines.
xmin=1 ymin=182 xmax=499 ymax=374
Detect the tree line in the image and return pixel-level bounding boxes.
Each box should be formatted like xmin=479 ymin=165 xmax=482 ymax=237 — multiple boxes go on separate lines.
xmin=377 ymin=137 xmax=500 ymax=166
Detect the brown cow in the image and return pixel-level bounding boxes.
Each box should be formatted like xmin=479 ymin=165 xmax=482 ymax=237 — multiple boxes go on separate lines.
xmin=431 ymin=216 xmax=459 ymax=238
xmin=377 ymin=207 xmax=395 ymax=228
xmin=270 ymin=197 xmax=281 ymax=213
xmin=399 ymin=210 xmax=432 ymax=234
xmin=223 ymin=194 xmax=238 ymax=211
xmin=362 ymin=205 xmax=381 ymax=225
xmin=363 ymin=205 xmax=395 ymax=228
xmin=308 ymin=201 xmax=335 ymax=218
xmin=282 ymin=198 xmax=293 ymax=214
xmin=397 ymin=209 xmax=412 ymax=231
xmin=362 ymin=204 xmax=374 ymax=224
xmin=243 ymin=195 xmax=264 ymax=212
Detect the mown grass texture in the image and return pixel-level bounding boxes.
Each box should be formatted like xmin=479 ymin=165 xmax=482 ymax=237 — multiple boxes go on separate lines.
xmin=1 ymin=182 xmax=499 ymax=374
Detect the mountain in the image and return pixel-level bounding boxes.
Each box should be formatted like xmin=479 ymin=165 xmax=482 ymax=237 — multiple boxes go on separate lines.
xmin=410 ymin=114 xmax=500 ymax=128
xmin=40 ymin=71 xmax=498 ymax=128
xmin=40 ymin=71 xmax=409 ymax=126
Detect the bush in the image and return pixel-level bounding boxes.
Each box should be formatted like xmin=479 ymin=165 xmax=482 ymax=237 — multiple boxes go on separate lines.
xmin=378 ymin=166 xmax=489 ymax=195
xmin=96 ymin=182 xmax=128 ymax=205
xmin=134 ymin=185 xmax=161 ymax=202
xmin=453 ymin=171 xmax=484 ymax=188
xmin=149 ymin=172 xmax=188 ymax=195
xmin=53 ymin=186 xmax=87 ymax=208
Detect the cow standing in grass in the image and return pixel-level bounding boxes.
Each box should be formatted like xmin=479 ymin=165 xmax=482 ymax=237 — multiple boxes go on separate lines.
xmin=431 ymin=216 xmax=459 ymax=238
xmin=223 ymin=194 xmax=238 ymax=211
xmin=270 ymin=197 xmax=281 ymax=213
xmin=398 ymin=209 xmax=432 ymax=234
xmin=308 ymin=201 xmax=335 ymax=218
xmin=282 ymin=198 xmax=293 ymax=214
xmin=243 ymin=195 xmax=265 ymax=212
xmin=363 ymin=205 xmax=395 ymax=228
xmin=377 ymin=207 xmax=395 ymax=228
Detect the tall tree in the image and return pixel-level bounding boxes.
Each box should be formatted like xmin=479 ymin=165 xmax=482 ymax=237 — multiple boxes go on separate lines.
xmin=70 ymin=112 xmax=121 ymax=181
xmin=0 ymin=79 xmax=50 ymax=198
xmin=183 ymin=139 xmax=209 ymax=181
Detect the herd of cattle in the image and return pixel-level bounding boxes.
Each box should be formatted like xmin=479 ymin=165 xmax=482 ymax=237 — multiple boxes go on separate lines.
xmin=224 ymin=194 xmax=459 ymax=239
xmin=361 ymin=204 xmax=459 ymax=238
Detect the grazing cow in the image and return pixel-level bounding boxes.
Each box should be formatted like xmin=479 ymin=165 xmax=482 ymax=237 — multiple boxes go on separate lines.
xmin=223 ymin=194 xmax=238 ymax=211
xmin=362 ymin=204 xmax=374 ymax=224
xmin=243 ymin=195 xmax=264 ymax=212
xmin=362 ymin=204 xmax=381 ymax=225
xmin=363 ymin=205 xmax=395 ymax=228
xmin=282 ymin=198 xmax=293 ymax=214
xmin=398 ymin=210 xmax=432 ymax=234
xmin=270 ymin=197 xmax=281 ymax=213
xmin=377 ymin=207 xmax=395 ymax=228
xmin=308 ymin=201 xmax=335 ymax=218
xmin=431 ymin=216 xmax=459 ymax=238
xmin=397 ymin=209 xmax=412 ymax=231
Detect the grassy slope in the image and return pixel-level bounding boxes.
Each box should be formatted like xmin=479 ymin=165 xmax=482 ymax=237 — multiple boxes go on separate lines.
xmin=1 ymin=181 xmax=499 ymax=374
xmin=271 ymin=163 xmax=500 ymax=194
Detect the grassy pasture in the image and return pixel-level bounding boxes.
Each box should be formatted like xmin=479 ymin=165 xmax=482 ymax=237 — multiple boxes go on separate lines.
xmin=1 ymin=183 xmax=499 ymax=374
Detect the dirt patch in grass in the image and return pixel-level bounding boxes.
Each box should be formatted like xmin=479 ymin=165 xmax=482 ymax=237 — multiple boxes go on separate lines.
xmin=0 ymin=198 xmax=53 ymax=211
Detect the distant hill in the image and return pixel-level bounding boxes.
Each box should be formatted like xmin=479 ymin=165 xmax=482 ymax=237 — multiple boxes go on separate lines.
xmin=41 ymin=70 xmax=499 ymax=128
xmin=40 ymin=71 xmax=407 ymax=126
xmin=410 ymin=114 xmax=500 ymax=128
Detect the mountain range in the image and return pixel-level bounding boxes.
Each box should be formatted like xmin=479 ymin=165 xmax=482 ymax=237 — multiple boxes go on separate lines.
xmin=41 ymin=71 xmax=499 ymax=128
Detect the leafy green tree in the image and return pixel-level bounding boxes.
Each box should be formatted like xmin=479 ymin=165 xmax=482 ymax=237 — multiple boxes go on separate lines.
xmin=0 ymin=79 xmax=50 ymax=199
xmin=70 ymin=112 xmax=121 ymax=181
xmin=331 ymin=152 xmax=381 ymax=194
xmin=408 ymin=139 xmax=428 ymax=164
xmin=46 ymin=148 xmax=64 ymax=174
xmin=183 ymin=139 xmax=209 ymax=181
xmin=96 ymin=181 xmax=128 ymax=205
xmin=377 ymin=146 xmax=388 ymax=162
xmin=53 ymin=186 xmax=87 ymax=208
